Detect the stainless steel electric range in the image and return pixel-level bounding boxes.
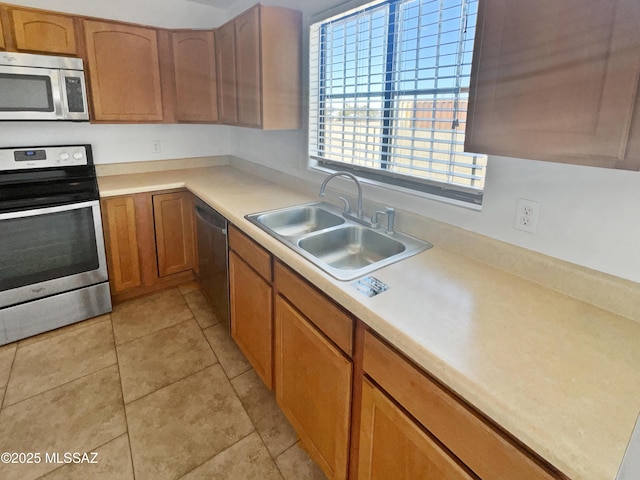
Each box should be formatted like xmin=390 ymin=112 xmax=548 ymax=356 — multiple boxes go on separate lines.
xmin=0 ymin=144 xmax=112 ymax=345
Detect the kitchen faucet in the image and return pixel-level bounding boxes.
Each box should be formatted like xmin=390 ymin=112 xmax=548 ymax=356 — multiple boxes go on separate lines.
xmin=318 ymin=171 xmax=366 ymax=222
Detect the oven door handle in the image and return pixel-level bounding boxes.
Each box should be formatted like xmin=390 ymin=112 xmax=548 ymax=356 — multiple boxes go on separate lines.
xmin=0 ymin=199 xmax=99 ymax=220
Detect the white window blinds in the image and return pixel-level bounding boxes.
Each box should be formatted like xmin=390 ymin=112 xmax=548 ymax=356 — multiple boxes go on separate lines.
xmin=309 ymin=0 xmax=487 ymax=205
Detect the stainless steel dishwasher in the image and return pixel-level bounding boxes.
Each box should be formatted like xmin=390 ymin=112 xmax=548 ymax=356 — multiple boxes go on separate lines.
xmin=194 ymin=198 xmax=230 ymax=329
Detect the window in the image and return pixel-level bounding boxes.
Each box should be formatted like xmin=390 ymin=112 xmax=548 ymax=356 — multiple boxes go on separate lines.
xmin=309 ymin=0 xmax=487 ymax=205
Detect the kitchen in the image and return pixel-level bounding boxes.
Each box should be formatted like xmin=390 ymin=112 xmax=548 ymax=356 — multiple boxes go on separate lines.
xmin=0 ymin=0 xmax=639 ymax=479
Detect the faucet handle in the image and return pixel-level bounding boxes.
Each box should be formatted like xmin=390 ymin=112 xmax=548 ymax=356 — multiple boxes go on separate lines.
xmin=337 ymin=196 xmax=351 ymax=214
xmin=371 ymin=207 xmax=395 ymax=234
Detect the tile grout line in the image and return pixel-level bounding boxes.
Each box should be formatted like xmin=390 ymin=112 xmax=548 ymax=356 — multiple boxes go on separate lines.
xmin=228 ymin=372 xmax=293 ymax=479
xmin=114 ymin=316 xmax=197 ymax=348
xmin=2 ymin=359 xmax=118 ymax=410
xmin=108 ymin=315 xmax=138 ymax=480
xmin=0 ymin=345 xmax=17 ymax=411
xmin=15 ymin=316 xmax=112 ymax=350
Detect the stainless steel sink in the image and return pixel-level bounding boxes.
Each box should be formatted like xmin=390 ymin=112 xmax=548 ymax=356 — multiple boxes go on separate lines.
xmin=254 ymin=204 xmax=344 ymax=237
xmin=298 ymin=226 xmax=405 ymax=270
xmin=245 ymin=202 xmax=432 ymax=281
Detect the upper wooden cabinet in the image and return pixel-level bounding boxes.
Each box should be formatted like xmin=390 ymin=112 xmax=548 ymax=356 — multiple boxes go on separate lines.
xmin=11 ymin=8 xmax=77 ymax=54
xmin=215 ymin=20 xmax=238 ymax=124
xmin=216 ymin=4 xmax=302 ymax=130
xmin=465 ymin=0 xmax=640 ymax=170
xmin=0 ymin=13 xmax=5 ymax=50
xmin=234 ymin=6 xmax=261 ymax=127
xmin=83 ymin=20 xmax=164 ymax=122
xmin=172 ymin=30 xmax=217 ymax=123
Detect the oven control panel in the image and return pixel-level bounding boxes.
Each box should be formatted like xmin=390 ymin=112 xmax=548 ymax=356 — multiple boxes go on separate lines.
xmin=0 ymin=145 xmax=89 ymax=171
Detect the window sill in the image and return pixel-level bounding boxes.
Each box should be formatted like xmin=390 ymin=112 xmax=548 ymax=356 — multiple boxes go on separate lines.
xmin=309 ymin=161 xmax=483 ymax=212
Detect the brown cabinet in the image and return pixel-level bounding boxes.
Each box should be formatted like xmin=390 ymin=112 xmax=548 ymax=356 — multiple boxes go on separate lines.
xmin=216 ymin=4 xmax=302 ymax=130
xmin=83 ymin=20 xmax=164 ymax=122
xmin=215 ymin=20 xmax=238 ymax=125
xmin=228 ymin=225 xmax=273 ymax=388
xmin=11 ymin=8 xmax=77 ymax=54
xmin=274 ymin=261 xmax=353 ymax=480
xmin=360 ymin=330 xmax=561 ymax=480
xmin=358 ymin=378 xmax=476 ymax=480
xmin=234 ymin=6 xmax=260 ymax=127
xmin=466 ymin=0 xmax=640 ymax=170
xmin=101 ymin=195 xmax=142 ymax=293
xmin=101 ymin=190 xmax=195 ymax=303
xmin=153 ymin=191 xmax=195 ymax=278
xmin=172 ymin=30 xmax=217 ymax=123
xmin=0 ymin=12 xmax=5 ymax=50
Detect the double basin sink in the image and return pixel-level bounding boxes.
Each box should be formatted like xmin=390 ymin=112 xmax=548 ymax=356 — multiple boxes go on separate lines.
xmin=245 ymin=202 xmax=432 ymax=281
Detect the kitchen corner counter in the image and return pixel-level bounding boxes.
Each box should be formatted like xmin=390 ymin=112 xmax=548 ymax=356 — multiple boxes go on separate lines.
xmin=99 ymin=166 xmax=640 ymax=480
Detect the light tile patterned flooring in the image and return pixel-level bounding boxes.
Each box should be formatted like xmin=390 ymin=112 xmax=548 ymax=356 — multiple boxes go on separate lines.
xmin=0 ymin=283 xmax=328 ymax=480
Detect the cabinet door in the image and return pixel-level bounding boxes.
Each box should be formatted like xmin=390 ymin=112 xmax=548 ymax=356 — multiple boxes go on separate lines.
xmin=466 ymin=0 xmax=640 ymax=169
xmin=235 ymin=5 xmax=261 ymax=127
xmin=172 ymin=30 xmax=218 ymax=123
xmin=215 ymin=20 xmax=238 ymax=124
xmin=83 ymin=20 xmax=164 ymax=122
xmin=11 ymin=9 xmax=77 ymax=54
xmin=102 ymin=196 xmax=142 ymax=293
xmin=359 ymin=379 xmax=475 ymax=480
xmin=0 ymin=14 xmax=5 ymax=50
xmin=152 ymin=192 xmax=195 ymax=277
xmin=275 ymin=295 xmax=352 ymax=480
xmin=229 ymin=251 xmax=273 ymax=388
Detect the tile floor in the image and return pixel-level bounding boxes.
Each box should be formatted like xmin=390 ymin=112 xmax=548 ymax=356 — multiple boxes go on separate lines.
xmin=0 ymin=283 xmax=328 ymax=480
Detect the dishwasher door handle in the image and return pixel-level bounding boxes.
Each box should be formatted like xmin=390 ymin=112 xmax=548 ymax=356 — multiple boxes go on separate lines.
xmin=195 ymin=206 xmax=227 ymax=235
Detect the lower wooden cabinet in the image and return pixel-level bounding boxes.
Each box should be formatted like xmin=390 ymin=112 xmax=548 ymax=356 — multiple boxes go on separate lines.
xmin=229 ymin=248 xmax=273 ymax=388
xmin=274 ymin=294 xmax=352 ymax=480
xmin=361 ymin=330 xmax=561 ymax=480
xmin=358 ymin=378 xmax=475 ymax=480
xmin=101 ymin=195 xmax=142 ymax=293
xmin=153 ymin=191 xmax=195 ymax=277
xmin=101 ymin=189 xmax=195 ymax=302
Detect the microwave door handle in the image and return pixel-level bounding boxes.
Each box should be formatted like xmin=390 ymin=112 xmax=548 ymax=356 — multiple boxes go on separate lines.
xmin=50 ymin=70 xmax=65 ymax=119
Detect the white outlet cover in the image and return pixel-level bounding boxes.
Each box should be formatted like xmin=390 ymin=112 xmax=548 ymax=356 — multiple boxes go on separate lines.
xmin=514 ymin=199 xmax=541 ymax=233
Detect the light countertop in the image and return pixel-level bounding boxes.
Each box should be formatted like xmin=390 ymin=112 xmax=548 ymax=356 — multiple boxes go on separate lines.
xmin=99 ymin=166 xmax=640 ymax=480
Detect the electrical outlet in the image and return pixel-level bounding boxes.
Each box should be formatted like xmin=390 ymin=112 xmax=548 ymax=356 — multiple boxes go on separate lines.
xmin=151 ymin=140 xmax=161 ymax=154
xmin=514 ymin=199 xmax=540 ymax=233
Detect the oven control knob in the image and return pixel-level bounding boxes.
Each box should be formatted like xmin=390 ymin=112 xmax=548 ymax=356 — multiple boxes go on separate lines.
xmin=73 ymin=152 xmax=84 ymax=160
xmin=59 ymin=152 xmax=70 ymax=161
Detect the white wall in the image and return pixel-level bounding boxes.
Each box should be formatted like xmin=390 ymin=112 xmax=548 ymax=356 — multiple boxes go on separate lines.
xmin=0 ymin=123 xmax=233 ymax=164
xmin=2 ymin=0 xmax=639 ymax=283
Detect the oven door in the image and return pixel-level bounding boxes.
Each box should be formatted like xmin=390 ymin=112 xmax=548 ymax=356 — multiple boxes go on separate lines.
xmin=0 ymin=200 xmax=108 ymax=309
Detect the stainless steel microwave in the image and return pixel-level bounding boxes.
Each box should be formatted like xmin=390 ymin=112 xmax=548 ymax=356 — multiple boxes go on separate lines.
xmin=0 ymin=51 xmax=89 ymax=121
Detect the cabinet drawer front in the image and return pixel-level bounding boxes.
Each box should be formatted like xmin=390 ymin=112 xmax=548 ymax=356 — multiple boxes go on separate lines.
xmin=363 ymin=331 xmax=560 ymax=480
xmin=228 ymin=225 xmax=271 ymax=281
xmin=275 ymin=261 xmax=353 ymax=357
xmin=359 ymin=378 xmax=476 ymax=480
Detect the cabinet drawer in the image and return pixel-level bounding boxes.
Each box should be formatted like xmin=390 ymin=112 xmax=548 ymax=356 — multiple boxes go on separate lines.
xmin=363 ymin=331 xmax=560 ymax=480
xmin=275 ymin=261 xmax=353 ymax=357
xmin=228 ymin=225 xmax=272 ymax=281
